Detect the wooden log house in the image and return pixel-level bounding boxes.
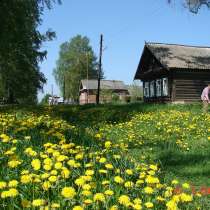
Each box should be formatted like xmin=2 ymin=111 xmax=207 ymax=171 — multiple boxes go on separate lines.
xmin=134 ymin=42 xmax=210 ymax=103
xmin=79 ymin=79 xmax=129 ymax=104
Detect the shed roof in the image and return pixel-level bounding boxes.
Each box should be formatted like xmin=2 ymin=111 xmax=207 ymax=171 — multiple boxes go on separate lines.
xmin=80 ymin=80 xmax=128 ymax=90
xmin=146 ymin=42 xmax=210 ymax=69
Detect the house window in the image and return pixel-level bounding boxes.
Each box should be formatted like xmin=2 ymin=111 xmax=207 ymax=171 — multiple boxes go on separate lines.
xmin=144 ymin=82 xmax=149 ymax=97
xmin=150 ymin=80 xmax=155 ymax=97
xmin=156 ymin=79 xmax=162 ymax=97
xmin=162 ymin=78 xmax=168 ymax=96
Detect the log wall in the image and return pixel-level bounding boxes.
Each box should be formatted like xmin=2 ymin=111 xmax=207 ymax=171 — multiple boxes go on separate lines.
xmin=173 ymin=70 xmax=210 ymax=102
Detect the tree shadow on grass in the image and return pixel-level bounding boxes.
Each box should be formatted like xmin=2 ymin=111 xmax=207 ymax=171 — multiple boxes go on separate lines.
xmin=158 ymin=149 xmax=210 ymax=167
xmin=0 ymin=103 xmax=202 ymax=129
xmin=157 ymin=148 xmax=210 ymax=184
xmin=50 ymin=103 xmax=202 ymax=129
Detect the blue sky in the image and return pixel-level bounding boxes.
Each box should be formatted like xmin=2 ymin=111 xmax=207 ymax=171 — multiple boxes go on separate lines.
xmin=38 ymin=0 xmax=210 ymax=100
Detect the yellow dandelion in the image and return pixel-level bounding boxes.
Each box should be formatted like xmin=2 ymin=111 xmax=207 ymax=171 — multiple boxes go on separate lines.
xmin=136 ymin=179 xmax=144 ymax=186
xmin=124 ymin=181 xmax=134 ymax=188
xmin=20 ymin=174 xmax=31 ymax=184
xmin=8 ymin=160 xmax=22 ymax=168
xmin=82 ymin=184 xmax=91 ymax=190
xmin=43 ymin=164 xmax=52 ymax=171
xmin=0 ymin=181 xmax=7 ymax=189
xmin=75 ymin=153 xmax=84 ymax=160
xmin=101 ymin=180 xmax=109 ymax=185
xmin=105 ymin=163 xmax=114 ymax=169
xmin=83 ymin=199 xmax=93 ymax=205
xmin=61 ymin=168 xmax=70 ymax=179
xmin=99 ymin=157 xmax=107 ymax=163
xmin=180 ymin=193 xmax=193 ymax=202
xmin=75 ymin=177 xmax=86 ymax=186
xmin=73 ymin=206 xmax=83 ymax=210
xmin=133 ymin=198 xmax=142 ymax=204
xmin=32 ymin=199 xmax=45 ymax=207
xmin=109 ymin=205 xmax=118 ymax=210
xmin=85 ymin=170 xmax=94 ymax=176
xmin=171 ymin=180 xmax=179 ymax=185
xmin=8 ymin=180 xmax=18 ymax=187
xmin=99 ymin=169 xmax=108 ymax=174
xmin=133 ymin=204 xmax=142 ymax=210
xmin=42 ymin=181 xmax=51 ymax=191
xmin=21 ymin=199 xmax=31 ymax=208
xmin=149 ymin=164 xmax=158 ymax=171
xmin=82 ymin=190 xmax=92 ymax=196
xmin=144 ymin=186 xmax=154 ymax=194
xmin=2 ymin=188 xmax=19 ymax=198
xmin=144 ymin=202 xmax=154 ymax=208
xmin=48 ymin=175 xmax=57 ymax=183
xmin=51 ymin=203 xmax=60 ymax=208
xmin=166 ymin=200 xmax=177 ymax=210
xmin=105 ymin=141 xmax=112 ymax=148
xmin=61 ymin=187 xmax=76 ymax=199
xmin=145 ymin=175 xmax=159 ymax=184
xmin=31 ymin=159 xmax=41 ymax=171
xmin=156 ymin=196 xmax=165 ymax=202
xmin=114 ymin=176 xmax=124 ymax=184
xmin=104 ymin=189 xmax=114 ymax=196
xmin=125 ymin=169 xmax=133 ymax=175
xmin=50 ymin=170 xmax=58 ymax=175
xmin=93 ymin=193 xmax=105 ymax=202
xmin=54 ymin=162 xmax=62 ymax=169
xmin=118 ymin=195 xmax=130 ymax=207
xmin=95 ymin=133 xmax=101 ymax=138
xmin=182 ymin=183 xmax=190 ymax=189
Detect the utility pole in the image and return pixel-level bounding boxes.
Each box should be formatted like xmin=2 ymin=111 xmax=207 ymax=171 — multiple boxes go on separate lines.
xmin=96 ymin=34 xmax=103 ymax=105
xmin=51 ymin=84 xmax=54 ymax=105
xmin=86 ymin=52 xmax=89 ymax=104
xmin=63 ymin=74 xmax=66 ymax=103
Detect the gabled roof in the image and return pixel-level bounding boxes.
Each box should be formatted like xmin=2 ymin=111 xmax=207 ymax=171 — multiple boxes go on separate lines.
xmin=146 ymin=42 xmax=210 ymax=69
xmin=80 ymin=80 xmax=128 ymax=91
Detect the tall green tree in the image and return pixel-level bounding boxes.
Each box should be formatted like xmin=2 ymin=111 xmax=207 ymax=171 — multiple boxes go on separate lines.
xmin=0 ymin=0 xmax=60 ymax=104
xmin=53 ymin=35 xmax=103 ymax=102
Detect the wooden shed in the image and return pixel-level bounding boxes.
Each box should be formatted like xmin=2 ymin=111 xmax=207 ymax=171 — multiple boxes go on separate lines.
xmin=79 ymin=79 xmax=129 ymax=104
xmin=134 ymin=42 xmax=210 ymax=103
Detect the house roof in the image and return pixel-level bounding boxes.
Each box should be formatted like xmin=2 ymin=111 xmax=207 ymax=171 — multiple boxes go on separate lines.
xmin=146 ymin=42 xmax=210 ymax=69
xmin=80 ymin=80 xmax=128 ymax=90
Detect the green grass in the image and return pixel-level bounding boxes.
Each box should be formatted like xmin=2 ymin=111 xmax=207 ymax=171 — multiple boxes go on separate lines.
xmin=1 ymin=102 xmax=210 ymax=191
xmin=41 ymin=102 xmax=209 ymax=191
xmin=1 ymin=102 xmax=210 ymax=208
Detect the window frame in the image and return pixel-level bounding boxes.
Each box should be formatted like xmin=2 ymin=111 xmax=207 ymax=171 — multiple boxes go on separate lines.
xmin=156 ymin=79 xmax=162 ymax=97
xmin=150 ymin=80 xmax=155 ymax=97
xmin=162 ymin=77 xmax=168 ymax=96
xmin=144 ymin=82 xmax=149 ymax=98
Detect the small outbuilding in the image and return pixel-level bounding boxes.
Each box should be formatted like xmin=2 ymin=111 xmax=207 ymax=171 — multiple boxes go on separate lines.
xmin=134 ymin=42 xmax=210 ymax=103
xmin=79 ymin=79 xmax=129 ymax=104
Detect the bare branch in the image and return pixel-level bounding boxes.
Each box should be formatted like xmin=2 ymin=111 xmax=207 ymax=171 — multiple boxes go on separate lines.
xmin=168 ymin=0 xmax=210 ymax=13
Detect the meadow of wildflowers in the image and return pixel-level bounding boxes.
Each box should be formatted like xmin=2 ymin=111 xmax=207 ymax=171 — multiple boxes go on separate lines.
xmin=0 ymin=104 xmax=209 ymax=209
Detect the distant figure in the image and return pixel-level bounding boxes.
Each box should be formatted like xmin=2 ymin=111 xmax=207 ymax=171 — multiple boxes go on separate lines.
xmin=201 ymin=85 xmax=210 ymax=112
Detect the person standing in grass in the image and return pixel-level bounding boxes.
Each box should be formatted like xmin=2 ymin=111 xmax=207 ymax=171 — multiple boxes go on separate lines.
xmin=201 ymin=85 xmax=210 ymax=112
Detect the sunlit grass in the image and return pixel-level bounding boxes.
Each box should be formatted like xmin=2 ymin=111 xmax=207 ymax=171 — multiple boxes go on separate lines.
xmin=0 ymin=103 xmax=209 ymax=209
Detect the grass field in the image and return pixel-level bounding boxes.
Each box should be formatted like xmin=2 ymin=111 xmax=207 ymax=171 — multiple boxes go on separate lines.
xmin=0 ymin=103 xmax=210 ymax=209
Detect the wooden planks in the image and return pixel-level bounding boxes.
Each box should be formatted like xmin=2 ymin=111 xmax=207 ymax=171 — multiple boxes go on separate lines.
xmin=172 ymin=70 xmax=210 ymax=102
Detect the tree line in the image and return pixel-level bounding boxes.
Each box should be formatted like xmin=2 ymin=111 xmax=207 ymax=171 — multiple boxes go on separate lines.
xmin=0 ymin=0 xmax=209 ymax=104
